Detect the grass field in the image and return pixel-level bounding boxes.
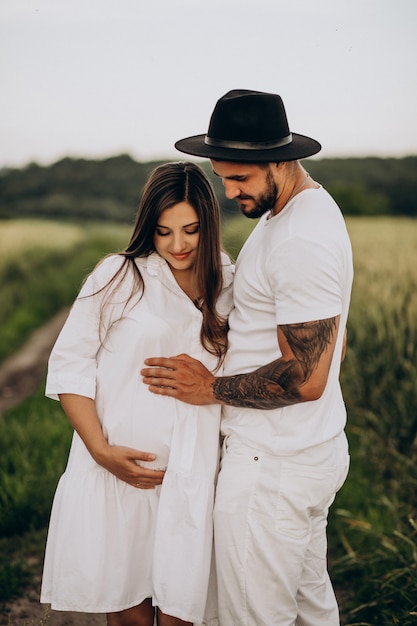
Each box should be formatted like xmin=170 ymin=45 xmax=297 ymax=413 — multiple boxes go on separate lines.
xmin=1 ymin=216 xmax=417 ymax=624
xmin=0 ymin=219 xmax=131 ymax=362
xmin=0 ymin=220 xmax=85 ymax=260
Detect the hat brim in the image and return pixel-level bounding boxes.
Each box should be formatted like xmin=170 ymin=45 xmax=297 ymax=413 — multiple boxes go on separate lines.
xmin=175 ymin=133 xmax=321 ymax=162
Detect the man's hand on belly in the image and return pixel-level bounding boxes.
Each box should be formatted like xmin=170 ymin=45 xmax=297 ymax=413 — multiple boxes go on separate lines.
xmin=141 ymin=353 xmax=219 ymax=406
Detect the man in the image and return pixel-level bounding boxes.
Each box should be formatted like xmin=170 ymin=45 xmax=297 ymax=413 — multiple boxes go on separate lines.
xmin=142 ymin=89 xmax=353 ymax=626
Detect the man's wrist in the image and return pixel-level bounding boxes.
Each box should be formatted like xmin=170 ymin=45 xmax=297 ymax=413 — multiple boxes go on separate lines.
xmin=211 ymin=377 xmax=226 ymax=405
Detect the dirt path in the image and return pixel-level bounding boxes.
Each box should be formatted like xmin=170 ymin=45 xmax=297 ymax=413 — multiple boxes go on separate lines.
xmin=1 ymin=599 xmax=106 ymax=626
xmin=0 ymin=309 xmax=70 ymax=415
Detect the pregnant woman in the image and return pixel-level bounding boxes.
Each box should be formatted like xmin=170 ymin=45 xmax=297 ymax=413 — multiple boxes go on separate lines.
xmin=40 ymin=162 xmax=233 ymax=626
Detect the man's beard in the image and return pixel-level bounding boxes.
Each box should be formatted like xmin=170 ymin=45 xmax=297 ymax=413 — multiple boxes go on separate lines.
xmin=238 ymin=169 xmax=278 ymax=219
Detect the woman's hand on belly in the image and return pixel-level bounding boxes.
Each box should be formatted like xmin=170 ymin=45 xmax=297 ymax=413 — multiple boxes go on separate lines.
xmin=96 ymin=444 xmax=165 ymax=489
xmin=58 ymin=394 xmax=165 ymax=489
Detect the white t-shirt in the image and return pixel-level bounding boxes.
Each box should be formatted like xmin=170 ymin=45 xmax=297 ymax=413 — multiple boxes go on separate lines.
xmin=221 ymin=186 xmax=353 ymax=454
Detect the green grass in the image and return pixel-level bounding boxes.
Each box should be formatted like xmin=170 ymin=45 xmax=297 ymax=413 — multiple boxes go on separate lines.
xmin=329 ymin=217 xmax=417 ymax=624
xmin=0 ymin=527 xmax=47 ymax=605
xmin=0 ymin=385 xmax=72 ymax=537
xmin=0 ymin=220 xmax=131 ymax=362
xmin=1 ymin=216 xmax=417 ymax=624
xmin=0 ymin=388 xmax=70 ymax=618
xmin=221 ymin=213 xmax=256 ymax=260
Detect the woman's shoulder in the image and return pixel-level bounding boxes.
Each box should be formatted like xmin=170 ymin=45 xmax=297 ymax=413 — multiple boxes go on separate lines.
xmin=95 ymin=253 xmax=165 ymax=284
xmin=92 ymin=254 xmax=127 ymax=281
xmin=80 ymin=254 xmax=137 ymax=296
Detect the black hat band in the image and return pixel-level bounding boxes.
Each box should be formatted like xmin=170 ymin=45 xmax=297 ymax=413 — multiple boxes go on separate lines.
xmin=204 ymin=133 xmax=293 ymax=150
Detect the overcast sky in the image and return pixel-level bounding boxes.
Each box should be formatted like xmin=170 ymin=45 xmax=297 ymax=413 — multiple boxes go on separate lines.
xmin=1 ymin=0 xmax=417 ymax=169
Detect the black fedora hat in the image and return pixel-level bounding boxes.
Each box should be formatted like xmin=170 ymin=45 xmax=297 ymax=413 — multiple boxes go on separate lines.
xmin=175 ymin=89 xmax=321 ymax=162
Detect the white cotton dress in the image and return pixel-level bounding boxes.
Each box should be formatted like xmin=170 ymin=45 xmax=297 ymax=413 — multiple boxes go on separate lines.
xmin=40 ymin=252 xmax=234 ymax=624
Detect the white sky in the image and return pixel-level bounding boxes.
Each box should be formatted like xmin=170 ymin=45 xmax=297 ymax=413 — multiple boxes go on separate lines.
xmin=1 ymin=0 xmax=417 ymax=168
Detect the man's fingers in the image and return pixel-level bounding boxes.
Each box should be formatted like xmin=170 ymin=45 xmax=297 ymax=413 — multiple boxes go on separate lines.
xmin=143 ymin=357 xmax=176 ymax=368
xmin=143 ymin=354 xmax=195 ymax=368
xmin=141 ymin=366 xmax=176 ymax=379
xmin=142 ymin=374 xmax=176 ymax=388
xmin=147 ymin=384 xmax=178 ymax=397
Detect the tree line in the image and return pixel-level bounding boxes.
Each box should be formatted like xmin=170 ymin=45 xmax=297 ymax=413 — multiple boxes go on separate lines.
xmin=0 ymin=154 xmax=416 ymax=221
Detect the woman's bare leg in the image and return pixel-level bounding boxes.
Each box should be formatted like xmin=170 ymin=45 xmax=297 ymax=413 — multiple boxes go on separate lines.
xmin=107 ymin=598 xmax=155 ymax=626
xmin=156 ymin=608 xmax=192 ymax=626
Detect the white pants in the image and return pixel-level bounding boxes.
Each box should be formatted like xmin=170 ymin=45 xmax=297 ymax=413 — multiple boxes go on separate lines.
xmin=213 ymin=432 xmax=349 ymax=626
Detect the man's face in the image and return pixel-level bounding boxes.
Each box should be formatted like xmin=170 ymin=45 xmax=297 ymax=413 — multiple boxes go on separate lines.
xmin=210 ymin=161 xmax=278 ymax=219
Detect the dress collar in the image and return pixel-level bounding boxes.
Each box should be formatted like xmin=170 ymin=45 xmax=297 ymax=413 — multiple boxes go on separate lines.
xmin=136 ymin=251 xmax=234 ymax=287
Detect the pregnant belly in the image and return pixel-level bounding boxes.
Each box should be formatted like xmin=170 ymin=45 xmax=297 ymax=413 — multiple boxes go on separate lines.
xmin=133 ymin=416 xmax=173 ymax=469
xmin=105 ymin=409 xmax=174 ymax=471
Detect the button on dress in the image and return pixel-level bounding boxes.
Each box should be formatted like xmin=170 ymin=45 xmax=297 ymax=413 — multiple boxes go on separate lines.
xmin=40 ymin=252 xmax=234 ymax=624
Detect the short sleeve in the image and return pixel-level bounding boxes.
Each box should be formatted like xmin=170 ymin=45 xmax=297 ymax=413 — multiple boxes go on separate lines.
xmin=45 ymin=255 xmax=131 ymax=401
xmin=267 ymin=237 xmax=343 ymax=325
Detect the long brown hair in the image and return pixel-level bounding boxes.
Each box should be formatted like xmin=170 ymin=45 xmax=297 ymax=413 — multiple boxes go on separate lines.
xmin=96 ymin=161 xmax=228 ymax=363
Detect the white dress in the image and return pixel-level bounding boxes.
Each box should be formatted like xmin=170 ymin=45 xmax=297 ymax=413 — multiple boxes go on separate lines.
xmin=40 ymin=252 xmax=234 ymax=624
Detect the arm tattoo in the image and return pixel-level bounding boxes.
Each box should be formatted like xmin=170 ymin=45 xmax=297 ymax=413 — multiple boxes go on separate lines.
xmin=213 ymin=317 xmax=337 ymax=410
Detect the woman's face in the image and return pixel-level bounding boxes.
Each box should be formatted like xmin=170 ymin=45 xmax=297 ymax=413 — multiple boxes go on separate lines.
xmin=153 ymin=202 xmax=200 ymax=273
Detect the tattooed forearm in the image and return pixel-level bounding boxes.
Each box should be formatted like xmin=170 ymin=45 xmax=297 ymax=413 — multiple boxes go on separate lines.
xmin=212 ymin=358 xmax=304 ymax=409
xmin=212 ymin=317 xmax=338 ymax=410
